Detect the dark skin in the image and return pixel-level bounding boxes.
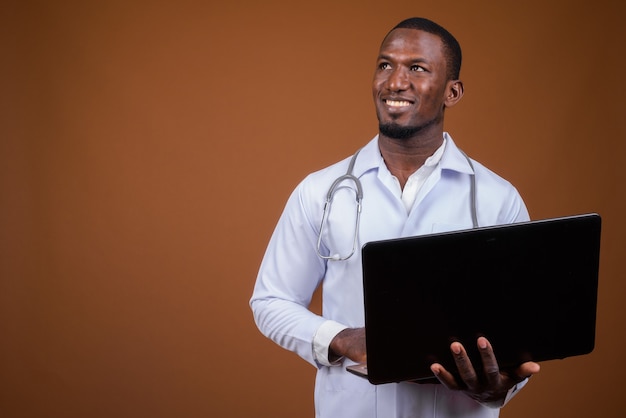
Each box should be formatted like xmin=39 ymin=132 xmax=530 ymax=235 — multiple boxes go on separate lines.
xmin=329 ymin=28 xmax=541 ymax=404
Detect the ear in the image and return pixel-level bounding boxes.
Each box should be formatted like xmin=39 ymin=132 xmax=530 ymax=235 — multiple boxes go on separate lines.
xmin=444 ymin=80 xmax=464 ymax=108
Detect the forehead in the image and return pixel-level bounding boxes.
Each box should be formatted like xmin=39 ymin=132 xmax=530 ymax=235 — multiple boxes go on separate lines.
xmin=378 ymin=28 xmax=446 ymax=63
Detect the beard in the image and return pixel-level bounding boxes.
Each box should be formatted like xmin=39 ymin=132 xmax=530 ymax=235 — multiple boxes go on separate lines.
xmin=378 ymin=111 xmax=443 ymax=140
xmin=378 ymin=123 xmax=422 ymax=140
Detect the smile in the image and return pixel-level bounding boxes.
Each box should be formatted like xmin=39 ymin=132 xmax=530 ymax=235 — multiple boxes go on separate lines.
xmin=384 ymin=99 xmax=412 ymax=107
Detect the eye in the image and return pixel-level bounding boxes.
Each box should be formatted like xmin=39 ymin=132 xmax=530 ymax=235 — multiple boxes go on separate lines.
xmin=410 ymin=64 xmax=426 ymax=72
xmin=379 ymin=62 xmax=391 ymax=70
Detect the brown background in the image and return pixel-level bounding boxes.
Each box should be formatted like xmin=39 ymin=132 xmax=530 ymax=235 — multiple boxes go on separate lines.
xmin=1 ymin=1 xmax=624 ymax=417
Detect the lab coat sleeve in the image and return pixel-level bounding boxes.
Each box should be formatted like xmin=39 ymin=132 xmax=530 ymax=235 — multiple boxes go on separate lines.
xmin=502 ymin=184 xmax=530 ymax=223
xmin=313 ymin=320 xmax=349 ymax=366
xmin=478 ymin=377 xmax=529 ymax=409
xmin=466 ymin=155 xmax=530 ymax=225
xmin=250 ymin=182 xmax=340 ymax=367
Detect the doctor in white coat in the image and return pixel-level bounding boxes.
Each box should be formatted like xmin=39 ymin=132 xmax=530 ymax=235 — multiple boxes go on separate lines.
xmin=250 ymin=17 xmax=540 ymax=418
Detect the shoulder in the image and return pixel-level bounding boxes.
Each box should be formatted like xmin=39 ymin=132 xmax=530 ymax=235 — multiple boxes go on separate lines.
xmin=443 ymin=134 xmax=518 ymax=192
xmin=298 ymin=136 xmax=380 ymax=197
xmin=469 ymin=158 xmax=517 ymax=190
xmin=443 ymin=134 xmax=529 ymax=223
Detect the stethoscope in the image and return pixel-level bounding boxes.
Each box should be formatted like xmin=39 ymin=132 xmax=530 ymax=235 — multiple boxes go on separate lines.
xmin=316 ymin=148 xmax=479 ymax=261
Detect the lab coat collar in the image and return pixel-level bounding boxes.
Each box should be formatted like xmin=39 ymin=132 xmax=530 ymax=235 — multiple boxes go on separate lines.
xmin=439 ymin=132 xmax=476 ymax=175
xmin=350 ymin=133 xmax=475 ymax=178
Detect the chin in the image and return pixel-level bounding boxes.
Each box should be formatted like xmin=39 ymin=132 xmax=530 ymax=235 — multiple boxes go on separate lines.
xmin=379 ymin=123 xmax=421 ymax=140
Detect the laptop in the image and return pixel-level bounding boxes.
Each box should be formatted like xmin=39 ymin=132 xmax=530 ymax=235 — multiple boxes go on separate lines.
xmin=347 ymin=213 xmax=601 ymax=385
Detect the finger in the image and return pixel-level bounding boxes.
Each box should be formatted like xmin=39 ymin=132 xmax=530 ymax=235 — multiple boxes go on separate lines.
xmin=450 ymin=341 xmax=479 ymax=390
xmin=476 ymin=337 xmax=501 ymax=386
xmin=430 ymin=363 xmax=461 ymax=390
xmin=512 ymin=361 xmax=541 ymax=382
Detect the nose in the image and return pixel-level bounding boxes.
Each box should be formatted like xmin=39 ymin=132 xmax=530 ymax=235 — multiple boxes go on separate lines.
xmin=387 ymin=67 xmax=409 ymax=91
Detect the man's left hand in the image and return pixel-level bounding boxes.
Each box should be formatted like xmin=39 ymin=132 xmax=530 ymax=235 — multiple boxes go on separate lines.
xmin=430 ymin=336 xmax=541 ymax=404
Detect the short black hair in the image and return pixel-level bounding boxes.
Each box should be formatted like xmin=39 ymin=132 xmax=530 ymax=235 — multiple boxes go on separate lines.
xmin=386 ymin=17 xmax=462 ymax=81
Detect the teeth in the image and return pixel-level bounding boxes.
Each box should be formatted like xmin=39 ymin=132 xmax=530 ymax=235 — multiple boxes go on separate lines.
xmin=385 ymin=100 xmax=410 ymax=107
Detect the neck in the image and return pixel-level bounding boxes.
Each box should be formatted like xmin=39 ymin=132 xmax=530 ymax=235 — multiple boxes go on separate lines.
xmin=378 ymin=131 xmax=444 ymax=189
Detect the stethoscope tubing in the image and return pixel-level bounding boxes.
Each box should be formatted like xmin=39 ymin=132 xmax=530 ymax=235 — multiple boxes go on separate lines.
xmin=316 ymin=147 xmax=477 ymax=260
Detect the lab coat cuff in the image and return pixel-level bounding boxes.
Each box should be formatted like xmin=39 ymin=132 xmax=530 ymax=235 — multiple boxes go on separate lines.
xmin=313 ymin=320 xmax=349 ymax=367
xmin=481 ymin=377 xmax=529 ymax=409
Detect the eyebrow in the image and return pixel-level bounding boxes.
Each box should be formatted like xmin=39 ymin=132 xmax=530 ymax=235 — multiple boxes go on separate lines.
xmin=377 ymin=54 xmax=429 ymax=64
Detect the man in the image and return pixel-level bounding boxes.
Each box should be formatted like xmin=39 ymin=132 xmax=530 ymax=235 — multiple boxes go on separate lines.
xmin=250 ymin=17 xmax=540 ymax=418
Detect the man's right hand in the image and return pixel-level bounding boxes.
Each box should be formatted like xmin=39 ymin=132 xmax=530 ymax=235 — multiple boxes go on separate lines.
xmin=329 ymin=327 xmax=367 ymax=363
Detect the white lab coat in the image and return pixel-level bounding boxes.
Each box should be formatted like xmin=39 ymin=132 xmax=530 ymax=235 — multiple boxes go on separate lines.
xmin=250 ymin=134 xmax=530 ymax=418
